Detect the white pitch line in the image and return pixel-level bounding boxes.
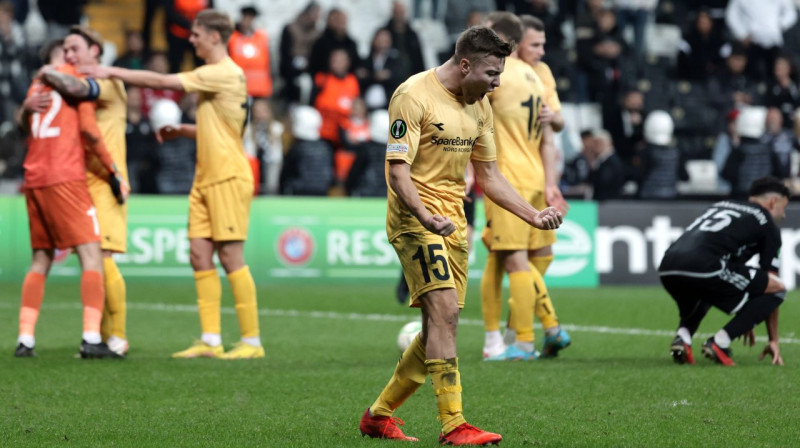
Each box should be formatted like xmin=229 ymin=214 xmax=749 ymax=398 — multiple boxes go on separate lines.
xmin=1 ymin=301 xmax=797 ymax=345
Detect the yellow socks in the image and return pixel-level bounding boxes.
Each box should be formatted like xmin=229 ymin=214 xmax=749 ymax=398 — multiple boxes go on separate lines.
xmin=228 ymin=266 xmax=259 ymax=341
xmin=370 ymin=333 xmax=428 ymax=417
xmin=426 ymin=358 xmax=466 ymax=435
xmin=508 ymin=271 xmax=535 ymax=342
xmin=195 ymin=269 xmax=222 ymax=337
xmin=480 ymin=253 xmax=503 ymax=332
xmin=530 ymin=260 xmax=559 ymax=330
xmin=18 ymin=272 xmax=46 ymax=344
xmin=102 ymin=257 xmax=126 ymax=340
xmin=530 ymin=255 xmax=553 ymax=276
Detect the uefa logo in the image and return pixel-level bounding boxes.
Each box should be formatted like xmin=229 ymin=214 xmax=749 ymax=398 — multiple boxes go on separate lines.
xmin=276 ymin=228 xmax=315 ymax=266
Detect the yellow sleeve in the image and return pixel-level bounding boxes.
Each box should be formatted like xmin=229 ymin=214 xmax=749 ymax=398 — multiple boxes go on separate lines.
xmin=386 ymin=92 xmax=424 ymax=165
xmin=471 ymin=100 xmax=497 ymax=162
xmin=177 ymin=64 xmax=227 ymax=93
xmin=537 ymin=63 xmax=561 ymax=113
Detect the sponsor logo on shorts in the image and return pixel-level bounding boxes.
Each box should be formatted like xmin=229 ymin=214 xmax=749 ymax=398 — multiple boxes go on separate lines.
xmin=386 ymin=143 xmax=409 ymax=154
xmin=277 ymin=228 xmax=315 ymax=266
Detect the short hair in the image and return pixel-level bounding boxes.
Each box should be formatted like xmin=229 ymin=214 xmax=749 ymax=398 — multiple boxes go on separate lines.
xmin=454 ymin=26 xmax=512 ymax=64
xmin=749 ymin=176 xmax=790 ymax=198
xmin=592 ymin=129 xmax=612 ymax=144
xmin=520 ymin=15 xmax=545 ymax=32
xmin=195 ymin=9 xmax=234 ymax=44
xmin=486 ymin=11 xmax=522 ymax=47
xmin=68 ymin=25 xmax=104 ymax=57
xmin=39 ymin=39 xmax=64 ymax=64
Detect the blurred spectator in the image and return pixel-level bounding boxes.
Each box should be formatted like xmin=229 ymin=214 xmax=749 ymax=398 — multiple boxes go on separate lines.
xmin=765 ymin=55 xmax=800 ymax=129
xmin=165 ymin=0 xmax=211 ymax=73
xmin=125 ymin=86 xmax=159 ymax=194
xmin=577 ymin=8 xmax=627 ymax=102
xmin=725 ymin=0 xmax=797 ymax=81
xmin=512 ymin=0 xmax=565 ymax=51
xmin=613 ymin=0 xmax=657 ymax=61
xmin=113 ymin=30 xmax=146 ymax=70
xmin=229 ymin=5 xmax=273 ymax=99
xmin=280 ymin=106 xmax=333 ymax=196
xmin=0 ymin=1 xmax=26 ymax=127
xmin=346 ymin=109 xmax=389 ymax=197
xmin=360 ymin=28 xmax=403 ymax=110
xmin=307 ymin=8 xmax=361 ymax=78
xmin=707 ymin=44 xmax=754 ymax=115
xmin=311 ymin=48 xmax=360 ymax=151
xmin=439 ymin=9 xmax=487 ymax=63
xmin=245 ymin=99 xmax=284 ymax=195
xmin=278 ymin=2 xmax=321 ymax=104
xmin=764 ymin=107 xmax=794 ymax=179
xmin=638 ymin=111 xmax=688 ymax=199
xmin=156 ymin=94 xmax=197 ymax=194
xmin=337 ymin=97 xmax=370 ymax=184
xmin=677 ymin=9 xmax=726 ymax=80
xmin=561 ymin=129 xmax=595 ymax=196
xmin=142 ymin=0 xmax=162 ymax=54
xmin=444 ymin=0 xmax=496 ymax=40
xmin=603 ymin=88 xmax=645 ymax=176
xmin=140 ymin=52 xmax=184 ymax=119
xmin=723 ymin=107 xmax=781 ymax=196
xmin=38 ymin=0 xmax=86 ymax=41
xmin=381 ymin=2 xmax=425 ymax=81
xmin=712 ymin=109 xmax=740 ymax=193
xmin=9 ymin=0 xmax=25 ymax=24
xmin=589 ymin=129 xmax=626 ymax=200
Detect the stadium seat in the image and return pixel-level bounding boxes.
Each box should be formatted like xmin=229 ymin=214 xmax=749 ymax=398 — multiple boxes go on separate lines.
xmin=646 ymin=24 xmax=682 ymax=60
xmin=670 ymin=81 xmax=718 ymax=134
xmin=412 ymin=18 xmax=451 ymax=68
xmin=678 ymin=159 xmax=719 ymax=194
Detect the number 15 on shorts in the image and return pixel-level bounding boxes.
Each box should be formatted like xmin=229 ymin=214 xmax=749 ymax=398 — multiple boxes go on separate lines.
xmin=411 ymin=244 xmax=451 ymax=283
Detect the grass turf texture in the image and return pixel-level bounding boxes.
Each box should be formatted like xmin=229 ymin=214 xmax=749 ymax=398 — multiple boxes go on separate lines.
xmin=1 ymin=282 xmax=798 ymax=447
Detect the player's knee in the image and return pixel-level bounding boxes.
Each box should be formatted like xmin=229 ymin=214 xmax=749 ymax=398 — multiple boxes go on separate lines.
xmin=765 ymin=272 xmax=786 ymax=295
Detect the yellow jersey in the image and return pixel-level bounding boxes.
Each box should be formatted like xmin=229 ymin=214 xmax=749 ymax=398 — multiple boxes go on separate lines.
xmin=532 ymin=61 xmax=561 ymax=113
xmin=385 ymin=69 xmax=496 ymax=240
xmin=178 ymin=56 xmax=251 ymax=187
xmin=85 ymin=78 xmax=128 ymax=181
xmin=489 ymin=57 xmax=547 ymax=191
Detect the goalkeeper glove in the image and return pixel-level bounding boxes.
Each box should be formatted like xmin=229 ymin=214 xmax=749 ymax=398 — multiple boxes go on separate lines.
xmin=109 ymin=170 xmax=129 ymax=204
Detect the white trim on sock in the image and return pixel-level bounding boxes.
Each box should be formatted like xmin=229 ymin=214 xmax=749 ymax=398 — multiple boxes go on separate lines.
xmin=714 ymin=330 xmax=731 ymax=349
xmin=677 ymin=327 xmax=692 ymax=345
xmin=202 ymin=333 xmax=222 ymax=347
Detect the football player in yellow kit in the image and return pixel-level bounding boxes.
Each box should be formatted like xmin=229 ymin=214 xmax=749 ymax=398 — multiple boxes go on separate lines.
xmin=83 ymin=10 xmax=263 ymax=359
xmin=358 ymin=26 xmax=562 ymax=445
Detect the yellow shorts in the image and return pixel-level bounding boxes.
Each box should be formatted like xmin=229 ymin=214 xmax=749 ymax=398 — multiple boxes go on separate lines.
xmin=391 ymin=232 xmax=469 ymax=308
xmin=482 ymin=189 xmax=556 ymax=252
xmin=188 ymin=178 xmax=253 ymax=241
xmin=87 ymin=176 xmax=128 ymax=253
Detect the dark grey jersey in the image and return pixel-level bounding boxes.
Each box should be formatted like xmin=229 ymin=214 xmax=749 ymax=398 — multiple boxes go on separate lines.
xmin=660 ymin=200 xmax=781 ymax=273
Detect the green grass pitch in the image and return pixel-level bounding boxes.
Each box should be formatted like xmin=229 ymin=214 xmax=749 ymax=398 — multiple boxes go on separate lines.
xmin=1 ymin=281 xmax=798 ymax=447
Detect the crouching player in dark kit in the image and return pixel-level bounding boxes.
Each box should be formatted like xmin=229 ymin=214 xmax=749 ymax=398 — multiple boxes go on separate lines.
xmin=659 ymin=176 xmax=789 ymax=366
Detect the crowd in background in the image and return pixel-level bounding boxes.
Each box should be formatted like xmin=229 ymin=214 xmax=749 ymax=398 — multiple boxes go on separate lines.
xmin=2 ymin=0 xmax=800 ymax=200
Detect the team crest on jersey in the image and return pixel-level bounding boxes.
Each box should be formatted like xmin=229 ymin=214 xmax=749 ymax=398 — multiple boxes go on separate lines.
xmin=391 ymin=119 xmax=407 ymax=139
xmin=277 ymin=228 xmax=315 ymax=266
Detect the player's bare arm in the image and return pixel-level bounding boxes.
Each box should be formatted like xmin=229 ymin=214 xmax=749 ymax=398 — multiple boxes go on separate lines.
xmin=540 ymin=124 xmax=569 ymax=216
xmin=761 ymin=308 xmax=783 ymax=365
xmin=157 ymin=124 xmax=197 ymax=143
xmin=387 ymin=160 xmax=456 ymax=236
xmin=41 ymin=67 xmax=90 ymax=99
xmin=17 ymin=92 xmax=50 ymax=132
xmin=538 ymin=103 xmax=564 ymax=132
xmin=77 ymin=101 xmax=129 ymax=203
xmin=80 ymin=65 xmax=184 ymax=91
xmin=472 ymin=159 xmax=562 ymax=230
